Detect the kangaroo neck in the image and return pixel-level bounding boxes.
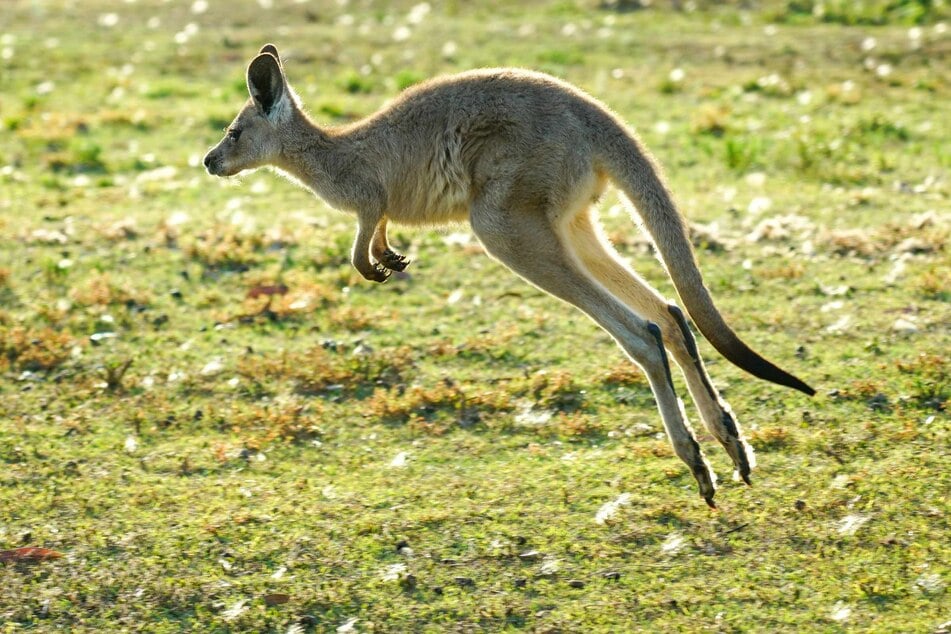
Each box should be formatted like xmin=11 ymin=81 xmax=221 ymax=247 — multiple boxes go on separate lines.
xmin=276 ymin=113 xmax=349 ymax=203
xmin=277 ymin=112 xmax=337 ymax=180
xmin=276 ymin=110 xmax=381 ymax=213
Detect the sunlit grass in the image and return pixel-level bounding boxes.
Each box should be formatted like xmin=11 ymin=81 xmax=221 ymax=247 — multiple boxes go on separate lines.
xmin=0 ymin=1 xmax=948 ymax=632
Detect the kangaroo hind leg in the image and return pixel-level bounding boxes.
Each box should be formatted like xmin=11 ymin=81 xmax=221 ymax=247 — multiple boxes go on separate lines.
xmin=563 ymin=208 xmax=755 ymax=484
xmin=470 ymin=200 xmax=718 ymax=506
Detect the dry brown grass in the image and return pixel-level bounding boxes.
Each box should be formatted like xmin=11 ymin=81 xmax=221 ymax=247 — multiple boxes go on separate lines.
xmin=69 ymin=272 xmax=150 ymax=307
xmin=0 ymin=326 xmax=75 ymax=372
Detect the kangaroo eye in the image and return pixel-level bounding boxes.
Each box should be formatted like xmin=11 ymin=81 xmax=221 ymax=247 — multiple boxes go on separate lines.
xmin=227 ymin=128 xmax=242 ymax=142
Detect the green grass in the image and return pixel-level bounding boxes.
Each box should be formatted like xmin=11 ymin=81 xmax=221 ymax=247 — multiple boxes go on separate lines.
xmin=1 ymin=1 xmax=949 ymax=632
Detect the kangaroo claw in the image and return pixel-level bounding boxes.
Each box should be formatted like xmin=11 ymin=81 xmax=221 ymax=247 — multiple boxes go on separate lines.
xmin=366 ymin=263 xmax=391 ymax=283
xmin=381 ymin=249 xmax=410 ymax=272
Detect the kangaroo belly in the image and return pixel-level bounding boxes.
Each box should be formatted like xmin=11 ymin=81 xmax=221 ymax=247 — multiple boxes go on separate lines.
xmin=384 ymin=133 xmax=472 ymax=225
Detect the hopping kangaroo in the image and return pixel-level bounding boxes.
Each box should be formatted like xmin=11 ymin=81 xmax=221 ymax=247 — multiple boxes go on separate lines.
xmin=204 ymin=45 xmax=815 ymax=506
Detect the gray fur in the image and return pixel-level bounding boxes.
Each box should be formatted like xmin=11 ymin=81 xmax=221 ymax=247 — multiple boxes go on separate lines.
xmin=203 ymin=45 xmax=813 ymax=504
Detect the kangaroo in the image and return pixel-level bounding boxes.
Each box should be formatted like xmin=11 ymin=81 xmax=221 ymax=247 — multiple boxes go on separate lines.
xmin=203 ymin=44 xmax=815 ymax=507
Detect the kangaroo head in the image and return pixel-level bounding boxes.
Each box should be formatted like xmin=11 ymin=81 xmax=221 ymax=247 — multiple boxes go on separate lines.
xmin=203 ymin=44 xmax=296 ymax=177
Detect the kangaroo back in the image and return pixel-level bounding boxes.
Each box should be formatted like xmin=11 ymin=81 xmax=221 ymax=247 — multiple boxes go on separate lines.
xmin=594 ymin=120 xmax=815 ymax=396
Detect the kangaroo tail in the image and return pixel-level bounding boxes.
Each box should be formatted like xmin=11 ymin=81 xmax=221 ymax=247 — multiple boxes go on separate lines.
xmin=598 ymin=124 xmax=815 ymax=396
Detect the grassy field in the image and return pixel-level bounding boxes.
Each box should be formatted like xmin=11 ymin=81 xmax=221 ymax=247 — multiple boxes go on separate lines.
xmin=1 ymin=0 xmax=948 ymax=631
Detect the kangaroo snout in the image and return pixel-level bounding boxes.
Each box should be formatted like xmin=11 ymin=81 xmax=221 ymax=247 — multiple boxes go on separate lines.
xmin=202 ymin=151 xmax=220 ymax=175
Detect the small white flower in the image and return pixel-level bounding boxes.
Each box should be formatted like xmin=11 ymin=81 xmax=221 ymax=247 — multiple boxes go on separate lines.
xmin=825 ymin=315 xmax=852 ymax=334
xmin=200 ymin=358 xmax=224 ymax=376
xmin=747 ymin=196 xmax=772 ymax=215
xmin=883 ymin=258 xmax=906 ymax=284
xmin=352 ymin=342 xmax=373 ymax=357
xmin=830 ymin=601 xmax=852 ymax=622
xmin=594 ymin=492 xmax=631 ymax=524
xmin=892 ymin=317 xmax=918 ymax=333
xmin=745 ymin=172 xmax=766 ymax=187
xmin=515 ymin=405 xmax=552 ymax=426
xmin=540 ymin=556 xmax=560 ymax=575
xmin=289 ymin=297 xmax=311 ymax=311
xmin=407 ymin=2 xmax=430 ymax=25
xmin=837 ymin=514 xmax=869 ymax=536
xmin=914 ymin=572 xmax=945 ymax=595
xmin=222 ymin=599 xmax=247 ymax=621
xmin=661 ymin=532 xmax=686 ymax=554
xmin=381 ymin=563 xmax=406 ymax=581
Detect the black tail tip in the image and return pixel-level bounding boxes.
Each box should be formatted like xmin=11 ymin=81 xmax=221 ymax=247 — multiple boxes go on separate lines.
xmin=713 ymin=339 xmax=816 ymax=397
xmin=790 ymin=379 xmax=816 ymax=397
xmin=765 ymin=367 xmax=815 ymax=396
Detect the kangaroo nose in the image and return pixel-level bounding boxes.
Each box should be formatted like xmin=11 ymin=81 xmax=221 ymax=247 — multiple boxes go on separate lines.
xmin=203 ymin=153 xmax=212 ymax=168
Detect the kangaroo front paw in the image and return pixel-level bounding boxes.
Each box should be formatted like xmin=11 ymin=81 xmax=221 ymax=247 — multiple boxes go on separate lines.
xmin=380 ymin=249 xmax=410 ymax=272
xmin=358 ymin=262 xmax=391 ymax=283
xmin=372 ymin=263 xmax=392 ymax=282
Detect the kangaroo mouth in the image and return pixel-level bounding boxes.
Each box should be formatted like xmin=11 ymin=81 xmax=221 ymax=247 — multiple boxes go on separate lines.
xmin=203 ymin=153 xmax=227 ymax=177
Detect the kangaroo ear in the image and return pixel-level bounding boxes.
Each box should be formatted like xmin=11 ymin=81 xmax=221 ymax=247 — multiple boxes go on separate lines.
xmin=247 ymin=53 xmax=287 ymax=120
xmin=258 ymin=43 xmax=281 ymax=66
